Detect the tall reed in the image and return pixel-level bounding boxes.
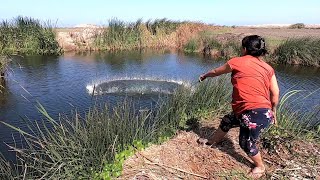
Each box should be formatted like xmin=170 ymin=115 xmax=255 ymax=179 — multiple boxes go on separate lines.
xmin=273 ymin=38 xmax=320 ymax=66
xmin=145 ymin=18 xmax=182 ymax=35
xmin=0 ymin=16 xmax=62 ymax=55
xmin=95 ymin=18 xmax=185 ymax=50
xmin=95 ymin=18 xmax=142 ymax=50
xmin=263 ymin=90 xmax=320 ymax=152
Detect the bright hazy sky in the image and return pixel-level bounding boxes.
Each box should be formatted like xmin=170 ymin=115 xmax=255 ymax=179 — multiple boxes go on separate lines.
xmin=0 ymin=0 xmax=319 ymax=27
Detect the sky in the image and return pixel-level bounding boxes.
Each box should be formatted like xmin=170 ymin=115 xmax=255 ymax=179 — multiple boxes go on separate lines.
xmin=0 ymin=0 xmax=319 ymax=27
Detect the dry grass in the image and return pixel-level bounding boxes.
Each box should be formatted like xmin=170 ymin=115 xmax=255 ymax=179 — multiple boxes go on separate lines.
xmin=122 ymin=118 xmax=320 ymax=179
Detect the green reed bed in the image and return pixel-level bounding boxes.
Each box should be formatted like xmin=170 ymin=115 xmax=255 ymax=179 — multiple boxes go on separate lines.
xmin=0 ymin=16 xmax=62 ymax=55
xmin=0 ymin=76 xmax=231 ymax=179
xmin=182 ymin=29 xmax=243 ymax=58
xmin=95 ymin=18 xmax=142 ymax=50
xmin=95 ymin=18 xmax=184 ymax=50
xmin=183 ymin=36 xmax=241 ymax=59
xmin=145 ymin=18 xmax=182 ymax=35
xmin=273 ymin=37 xmax=320 ymax=66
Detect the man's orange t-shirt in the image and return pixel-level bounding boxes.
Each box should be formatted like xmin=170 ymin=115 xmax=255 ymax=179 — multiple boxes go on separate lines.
xmin=227 ymin=55 xmax=275 ymax=116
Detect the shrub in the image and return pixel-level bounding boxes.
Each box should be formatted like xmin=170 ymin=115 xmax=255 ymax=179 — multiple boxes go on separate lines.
xmin=289 ymin=23 xmax=305 ymax=29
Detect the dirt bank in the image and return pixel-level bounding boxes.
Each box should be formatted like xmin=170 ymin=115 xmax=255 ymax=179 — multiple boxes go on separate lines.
xmin=55 ymin=27 xmax=102 ymax=52
xmin=121 ymin=119 xmax=320 ymax=179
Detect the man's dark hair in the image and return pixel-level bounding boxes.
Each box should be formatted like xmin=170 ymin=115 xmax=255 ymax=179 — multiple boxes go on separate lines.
xmin=242 ymin=35 xmax=267 ymax=57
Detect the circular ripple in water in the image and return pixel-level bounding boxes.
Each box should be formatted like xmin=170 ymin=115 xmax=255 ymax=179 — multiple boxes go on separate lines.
xmin=86 ymin=79 xmax=186 ymax=96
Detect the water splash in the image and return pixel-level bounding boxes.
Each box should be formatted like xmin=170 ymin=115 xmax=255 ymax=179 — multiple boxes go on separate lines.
xmin=86 ymin=76 xmax=192 ymax=96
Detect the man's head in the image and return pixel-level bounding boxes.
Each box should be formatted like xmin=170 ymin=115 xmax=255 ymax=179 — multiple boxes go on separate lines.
xmin=241 ymin=35 xmax=267 ymax=57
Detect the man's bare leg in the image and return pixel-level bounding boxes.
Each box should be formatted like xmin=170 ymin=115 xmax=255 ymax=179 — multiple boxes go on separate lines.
xmin=249 ymin=152 xmax=266 ymax=179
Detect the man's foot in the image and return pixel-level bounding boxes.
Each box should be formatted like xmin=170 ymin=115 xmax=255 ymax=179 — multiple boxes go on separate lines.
xmin=197 ymin=138 xmax=215 ymax=147
xmin=248 ymin=166 xmax=265 ymax=179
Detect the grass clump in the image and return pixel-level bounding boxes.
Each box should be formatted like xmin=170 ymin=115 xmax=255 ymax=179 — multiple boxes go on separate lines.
xmin=274 ymin=38 xmax=320 ymax=66
xmin=222 ymin=40 xmax=242 ymax=59
xmin=183 ymin=38 xmax=200 ymax=53
xmin=0 ymin=16 xmax=62 ymax=55
xmin=0 ymin=153 xmax=15 ymax=180
xmin=206 ymin=38 xmax=222 ymax=50
xmin=0 ymin=76 xmax=231 ymax=179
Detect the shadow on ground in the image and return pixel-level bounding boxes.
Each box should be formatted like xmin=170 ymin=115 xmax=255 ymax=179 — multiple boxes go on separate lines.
xmin=185 ymin=117 xmax=253 ymax=168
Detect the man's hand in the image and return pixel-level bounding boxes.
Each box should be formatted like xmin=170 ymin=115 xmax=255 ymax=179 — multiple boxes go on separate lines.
xmin=272 ymin=110 xmax=277 ymax=125
xmin=199 ymin=74 xmax=206 ymax=82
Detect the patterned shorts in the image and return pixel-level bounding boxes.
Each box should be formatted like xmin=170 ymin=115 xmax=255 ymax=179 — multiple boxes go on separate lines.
xmin=219 ymin=108 xmax=273 ymax=156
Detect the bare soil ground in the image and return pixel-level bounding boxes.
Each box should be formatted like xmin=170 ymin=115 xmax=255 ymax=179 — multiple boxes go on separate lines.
xmin=121 ymin=118 xmax=320 ymax=179
xmin=232 ymin=27 xmax=320 ymax=39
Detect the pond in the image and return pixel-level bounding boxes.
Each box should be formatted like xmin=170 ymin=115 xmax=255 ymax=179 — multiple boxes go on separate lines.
xmin=0 ymin=50 xmax=319 ymax=157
